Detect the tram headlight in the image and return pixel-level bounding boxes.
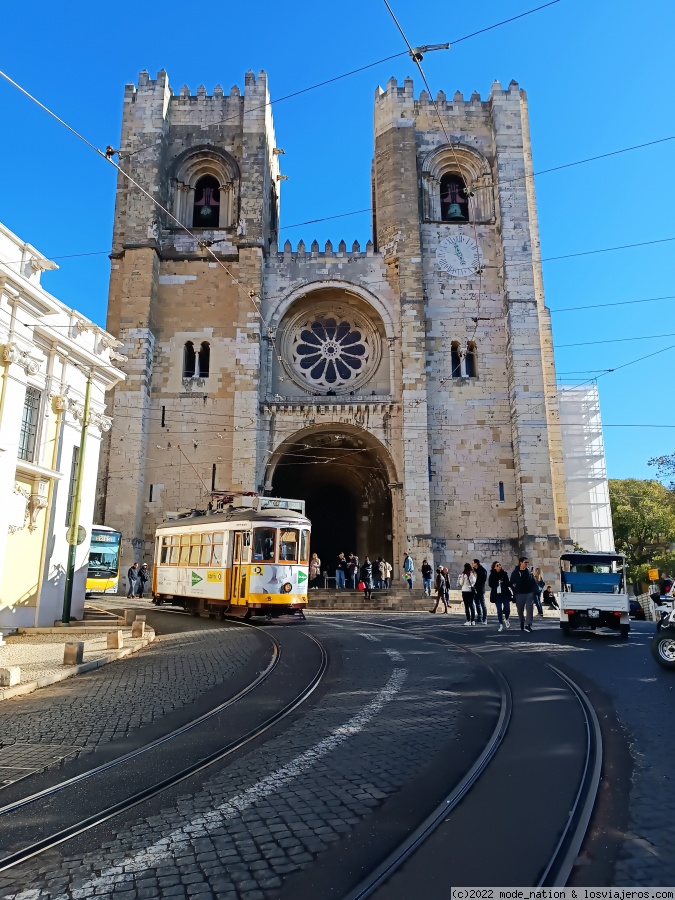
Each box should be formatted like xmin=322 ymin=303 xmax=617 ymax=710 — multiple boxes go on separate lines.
xmin=281 ymin=582 xmax=292 ymax=593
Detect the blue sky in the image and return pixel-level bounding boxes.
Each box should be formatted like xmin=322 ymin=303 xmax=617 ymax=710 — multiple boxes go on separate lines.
xmin=1 ymin=0 xmax=673 ymax=480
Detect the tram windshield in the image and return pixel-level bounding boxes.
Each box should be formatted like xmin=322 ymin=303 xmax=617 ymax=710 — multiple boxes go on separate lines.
xmin=253 ymin=528 xmax=276 ymax=561
xmin=279 ymin=529 xmax=299 ymax=562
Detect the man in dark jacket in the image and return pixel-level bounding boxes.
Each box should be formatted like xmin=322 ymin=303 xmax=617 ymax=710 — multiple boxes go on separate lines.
xmin=472 ymin=559 xmax=488 ymax=624
xmin=336 ymin=552 xmax=348 ymax=590
xmin=127 ymin=562 xmax=139 ymax=599
xmin=510 ymin=557 xmax=538 ymax=632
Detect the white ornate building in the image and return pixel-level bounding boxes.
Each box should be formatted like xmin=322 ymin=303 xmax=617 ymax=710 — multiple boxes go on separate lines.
xmin=0 ymin=222 xmax=124 ymax=627
xmin=96 ymin=69 xmax=595 ymax=582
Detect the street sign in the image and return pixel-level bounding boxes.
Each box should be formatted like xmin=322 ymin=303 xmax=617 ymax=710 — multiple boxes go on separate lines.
xmin=648 ymin=568 xmax=659 ymax=581
xmin=67 ymin=525 xmax=87 ymax=546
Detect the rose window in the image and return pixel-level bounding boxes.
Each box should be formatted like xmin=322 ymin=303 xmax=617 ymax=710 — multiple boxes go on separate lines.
xmin=283 ymin=310 xmax=380 ymax=392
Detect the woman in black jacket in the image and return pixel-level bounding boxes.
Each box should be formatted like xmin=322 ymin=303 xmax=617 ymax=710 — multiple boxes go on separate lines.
xmin=488 ymin=562 xmax=511 ymax=632
xmin=360 ymin=557 xmax=374 ymax=601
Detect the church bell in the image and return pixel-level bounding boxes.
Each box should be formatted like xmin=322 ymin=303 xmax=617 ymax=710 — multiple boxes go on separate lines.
xmin=445 ymin=203 xmax=465 ymax=221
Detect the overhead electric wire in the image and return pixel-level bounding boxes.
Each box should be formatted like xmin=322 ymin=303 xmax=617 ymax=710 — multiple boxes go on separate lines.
xmin=556 ymin=331 xmax=675 ymax=349
xmin=550 ymin=293 xmax=675 ymax=313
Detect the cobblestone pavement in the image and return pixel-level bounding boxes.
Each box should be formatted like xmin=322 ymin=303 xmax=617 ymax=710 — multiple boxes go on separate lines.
xmin=340 ymin=612 xmax=675 ymax=887
xmin=0 ymin=618 xmax=475 ymax=900
xmin=0 ymin=629 xmax=150 ymax=685
xmin=0 ymin=620 xmax=262 ymax=757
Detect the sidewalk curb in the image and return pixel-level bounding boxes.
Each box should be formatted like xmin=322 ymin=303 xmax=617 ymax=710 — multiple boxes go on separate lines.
xmin=0 ymin=629 xmax=155 ymax=702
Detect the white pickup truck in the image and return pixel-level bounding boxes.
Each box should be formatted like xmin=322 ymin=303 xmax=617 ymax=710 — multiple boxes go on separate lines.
xmin=559 ymin=552 xmax=630 ymax=640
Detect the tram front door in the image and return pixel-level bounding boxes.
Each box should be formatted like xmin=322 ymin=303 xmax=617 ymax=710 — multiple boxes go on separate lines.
xmin=230 ymin=532 xmax=247 ymax=605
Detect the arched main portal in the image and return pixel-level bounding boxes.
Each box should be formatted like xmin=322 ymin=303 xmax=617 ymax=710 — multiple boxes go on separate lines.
xmin=268 ymin=429 xmax=394 ymax=571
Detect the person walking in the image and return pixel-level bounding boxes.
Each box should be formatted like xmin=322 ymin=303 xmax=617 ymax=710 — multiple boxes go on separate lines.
xmin=384 ymin=559 xmax=392 ymax=589
xmin=510 ymin=557 xmax=539 ymax=632
xmin=430 ymin=567 xmax=448 ymax=613
xmin=403 ymin=553 xmax=415 ymax=590
xmin=421 ymin=559 xmax=433 ymax=597
xmin=442 ymin=567 xmax=451 ymax=605
xmin=335 ymin=552 xmax=347 ymax=590
xmin=457 ymin=563 xmax=477 ymax=625
xmin=127 ymin=562 xmax=139 ymax=599
xmin=309 ymin=552 xmax=321 ymax=590
xmin=488 ymin=562 xmax=511 ymax=632
xmin=472 ymin=559 xmax=488 ymax=624
xmin=360 ymin=557 xmax=374 ymax=601
xmin=136 ymin=563 xmax=150 ymax=599
xmin=533 ymin=567 xmax=545 ymax=616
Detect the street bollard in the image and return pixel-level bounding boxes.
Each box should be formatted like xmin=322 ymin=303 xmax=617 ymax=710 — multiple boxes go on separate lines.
xmin=131 ymin=621 xmax=145 ymax=639
xmin=0 ymin=667 xmax=20 ymax=687
xmin=107 ymin=630 xmax=124 ymax=650
xmin=134 ymin=614 xmax=146 ymax=623
xmin=123 ymin=609 xmax=135 ymax=625
xmin=63 ymin=642 xmax=85 ymax=666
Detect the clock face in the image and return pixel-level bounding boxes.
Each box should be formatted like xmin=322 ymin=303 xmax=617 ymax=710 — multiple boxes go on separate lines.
xmin=436 ymin=234 xmax=481 ymax=278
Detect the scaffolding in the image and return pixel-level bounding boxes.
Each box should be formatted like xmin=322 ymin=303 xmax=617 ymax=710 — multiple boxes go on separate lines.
xmin=558 ymin=383 xmax=615 ymax=553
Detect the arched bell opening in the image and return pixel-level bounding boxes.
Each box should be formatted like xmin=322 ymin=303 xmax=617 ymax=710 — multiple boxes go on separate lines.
xmin=267 ymin=429 xmax=395 ymax=573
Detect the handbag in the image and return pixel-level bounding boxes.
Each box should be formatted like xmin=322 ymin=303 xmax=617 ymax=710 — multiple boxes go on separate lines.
xmin=358 ymin=581 xmax=366 ymax=591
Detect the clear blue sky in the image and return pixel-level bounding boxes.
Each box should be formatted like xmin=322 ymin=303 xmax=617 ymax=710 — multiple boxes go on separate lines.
xmin=1 ymin=0 xmax=673 ymax=480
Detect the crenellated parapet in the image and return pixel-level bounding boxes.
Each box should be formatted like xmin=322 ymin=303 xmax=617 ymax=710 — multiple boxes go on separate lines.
xmin=277 ymin=238 xmax=376 ymax=261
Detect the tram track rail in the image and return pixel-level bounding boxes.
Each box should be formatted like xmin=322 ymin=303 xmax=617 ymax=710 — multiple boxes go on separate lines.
xmin=0 ymin=627 xmax=328 ymax=875
xmin=318 ymin=616 xmax=603 ymax=896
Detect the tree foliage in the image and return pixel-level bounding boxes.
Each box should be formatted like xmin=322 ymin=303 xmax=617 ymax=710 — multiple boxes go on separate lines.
xmin=649 ymin=453 xmax=675 ymax=490
xmin=609 ymin=479 xmax=675 ymax=577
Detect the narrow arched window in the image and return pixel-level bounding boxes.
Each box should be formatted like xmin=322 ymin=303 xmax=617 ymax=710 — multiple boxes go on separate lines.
xmin=466 ymin=341 xmax=477 ymax=378
xmin=193 ymin=175 xmax=220 ymax=228
xmin=440 ymin=173 xmax=468 ymax=222
xmin=198 ymin=341 xmax=210 ymax=379
xmin=183 ymin=341 xmax=196 ymax=378
xmin=451 ymin=341 xmax=461 ymax=378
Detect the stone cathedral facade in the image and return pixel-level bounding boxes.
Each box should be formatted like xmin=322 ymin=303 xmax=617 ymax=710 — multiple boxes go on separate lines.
xmin=97 ymin=68 xmax=572 ymax=580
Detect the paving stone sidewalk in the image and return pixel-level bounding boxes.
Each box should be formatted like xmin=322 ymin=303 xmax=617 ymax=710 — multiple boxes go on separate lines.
xmin=0 ymin=628 xmax=153 ymax=689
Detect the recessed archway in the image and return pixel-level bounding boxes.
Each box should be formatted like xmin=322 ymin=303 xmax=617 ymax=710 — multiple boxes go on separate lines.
xmin=267 ymin=427 xmax=395 ymax=575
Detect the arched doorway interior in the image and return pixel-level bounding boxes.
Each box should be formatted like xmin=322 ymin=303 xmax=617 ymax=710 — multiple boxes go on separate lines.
xmin=269 ymin=430 xmax=394 ymax=573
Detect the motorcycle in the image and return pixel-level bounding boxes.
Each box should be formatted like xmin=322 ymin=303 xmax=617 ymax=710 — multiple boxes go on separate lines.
xmin=652 ymin=607 xmax=675 ymax=669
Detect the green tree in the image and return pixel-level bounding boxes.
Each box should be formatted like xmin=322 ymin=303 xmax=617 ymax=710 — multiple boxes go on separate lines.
xmin=609 ymin=479 xmax=675 ymax=577
xmin=649 ymin=453 xmax=675 ymax=490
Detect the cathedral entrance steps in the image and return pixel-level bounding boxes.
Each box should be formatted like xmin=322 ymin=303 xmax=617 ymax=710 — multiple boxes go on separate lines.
xmin=307 ymin=590 xmax=434 ymax=611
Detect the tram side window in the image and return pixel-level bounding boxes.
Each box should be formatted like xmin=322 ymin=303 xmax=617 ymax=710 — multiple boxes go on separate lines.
xmin=189 ymin=534 xmax=201 ymax=566
xmin=179 ymin=535 xmax=190 ymax=565
xmin=253 ymin=528 xmax=276 ymax=562
xmin=279 ymin=529 xmax=299 ymax=562
xmin=169 ymin=536 xmax=181 ymax=565
xmin=200 ymin=534 xmax=212 ymax=566
xmin=160 ymin=537 xmax=170 ymax=564
xmin=300 ymin=530 xmax=309 ymax=564
xmin=211 ymin=534 xmax=224 ymax=566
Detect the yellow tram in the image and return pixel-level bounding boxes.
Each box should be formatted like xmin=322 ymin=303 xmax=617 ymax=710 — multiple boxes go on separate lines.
xmin=151 ymin=497 xmax=310 ymax=618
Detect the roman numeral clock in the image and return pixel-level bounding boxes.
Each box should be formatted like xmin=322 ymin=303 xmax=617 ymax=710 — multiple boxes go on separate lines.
xmin=436 ymin=234 xmax=481 ymax=278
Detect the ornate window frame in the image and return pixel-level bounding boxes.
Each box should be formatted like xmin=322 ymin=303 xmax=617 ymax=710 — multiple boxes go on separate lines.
xmin=171 ymin=147 xmax=240 ymax=229
xmin=279 ymin=302 xmax=382 ymax=395
xmin=421 ymin=144 xmax=494 ymax=224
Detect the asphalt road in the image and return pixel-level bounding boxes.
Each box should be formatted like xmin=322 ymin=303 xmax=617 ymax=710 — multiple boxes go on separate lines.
xmin=0 ymin=606 xmax=671 ymax=898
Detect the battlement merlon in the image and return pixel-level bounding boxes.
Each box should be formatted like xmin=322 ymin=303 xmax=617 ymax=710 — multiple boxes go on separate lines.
xmin=373 ymin=75 xmax=525 ymax=138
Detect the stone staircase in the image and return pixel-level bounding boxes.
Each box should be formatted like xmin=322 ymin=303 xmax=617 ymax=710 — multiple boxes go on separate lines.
xmin=306 ymin=588 xmax=436 ymax=612
xmin=83 ymin=605 xmax=125 ymax=625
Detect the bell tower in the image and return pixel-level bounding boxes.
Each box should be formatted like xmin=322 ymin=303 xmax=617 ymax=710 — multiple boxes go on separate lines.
xmin=98 ymin=69 xmax=280 ymax=568
xmin=372 ymin=76 xmax=570 ymax=571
